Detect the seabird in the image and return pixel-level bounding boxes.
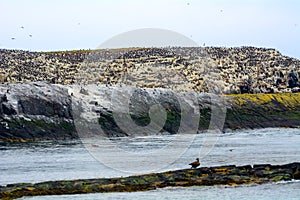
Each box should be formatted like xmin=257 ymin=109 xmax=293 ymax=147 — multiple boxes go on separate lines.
xmin=29 ymin=34 xmax=32 ymax=37
xmin=189 ymin=158 xmax=200 ymax=169
xmin=20 ymin=26 xmax=24 ymax=29
xmin=11 ymin=37 xmax=15 ymax=40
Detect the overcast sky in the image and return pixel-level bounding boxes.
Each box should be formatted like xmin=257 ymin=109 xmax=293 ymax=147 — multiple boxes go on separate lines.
xmin=1 ymin=0 xmax=299 ymax=58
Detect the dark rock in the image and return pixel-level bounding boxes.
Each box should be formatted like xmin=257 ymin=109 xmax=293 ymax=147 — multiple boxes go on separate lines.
xmin=2 ymin=162 xmax=298 ymax=199
xmin=0 ymin=82 xmax=300 ymax=142
xmin=2 ymin=102 xmax=17 ymax=115
xmin=0 ymin=83 xmax=77 ymax=142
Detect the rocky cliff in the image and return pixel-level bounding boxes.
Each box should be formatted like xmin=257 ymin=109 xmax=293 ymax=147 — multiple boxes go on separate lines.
xmin=225 ymin=93 xmax=300 ymax=130
xmin=0 ymin=82 xmax=77 ymax=142
xmin=0 ymin=82 xmax=299 ymax=142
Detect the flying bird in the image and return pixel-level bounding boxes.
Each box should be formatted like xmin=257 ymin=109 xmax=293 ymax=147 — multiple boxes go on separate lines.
xmin=11 ymin=37 xmax=15 ymax=40
xmin=29 ymin=34 xmax=32 ymax=37
xmin=20 ymin=26 xmax=24 ymax=29
xmin=189 ymin=158 xmax=200 ymax=169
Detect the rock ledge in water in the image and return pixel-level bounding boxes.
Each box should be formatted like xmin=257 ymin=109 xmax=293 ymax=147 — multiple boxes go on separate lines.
xmin=1 ymin=162 xmax=299 ymax=199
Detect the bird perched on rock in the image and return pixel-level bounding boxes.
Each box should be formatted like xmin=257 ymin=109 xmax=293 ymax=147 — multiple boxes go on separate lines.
xmin=189 ymin=158 xmax=200 ymax=169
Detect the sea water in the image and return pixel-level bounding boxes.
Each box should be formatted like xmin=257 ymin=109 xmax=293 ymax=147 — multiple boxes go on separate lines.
xmin=1 ymin=128 xmax=300 ymax=199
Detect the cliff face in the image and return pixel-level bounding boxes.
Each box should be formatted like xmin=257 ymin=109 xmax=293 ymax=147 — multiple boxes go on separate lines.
xmin=225 ymin=93 xmax=300 ymax=130
xmin=0 ymin=82 xmax=299 ymax=142
xmin=0 ymin=82 xmax=76 ymax=142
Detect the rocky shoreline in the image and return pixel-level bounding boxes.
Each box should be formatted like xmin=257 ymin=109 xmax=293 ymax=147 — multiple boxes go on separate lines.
xmin=0 ymin=46 xmax=300 ymax=142
xmin=1 ymin=162 xmax=299 ymax=199
xmin=0 ymin=47 xmax=299 ymax=199
xmin=0 ymin=82 xmax=299 ymax=142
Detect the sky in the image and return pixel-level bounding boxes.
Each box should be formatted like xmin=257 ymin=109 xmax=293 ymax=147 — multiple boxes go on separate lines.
xmin=0 ymin=0 xmax=300 ymax=58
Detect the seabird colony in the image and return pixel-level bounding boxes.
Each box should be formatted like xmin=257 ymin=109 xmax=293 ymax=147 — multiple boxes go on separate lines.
xmin=0 ymin=47 xmax=299 ymax=94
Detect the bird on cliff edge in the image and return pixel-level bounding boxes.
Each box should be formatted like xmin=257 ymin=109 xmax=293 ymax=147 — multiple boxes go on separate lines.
xmin=189 ymin=158 xmax=200 ymax=169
